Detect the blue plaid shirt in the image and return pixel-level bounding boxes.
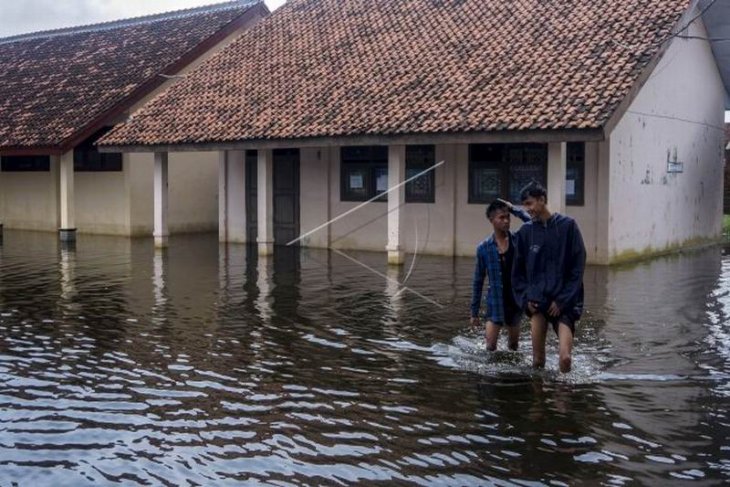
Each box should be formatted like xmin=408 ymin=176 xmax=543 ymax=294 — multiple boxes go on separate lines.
xmin=471 ymin=207 xmax=531 ymax=322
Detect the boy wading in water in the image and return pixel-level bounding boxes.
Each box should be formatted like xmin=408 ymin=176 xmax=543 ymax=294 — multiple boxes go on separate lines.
xmin=470 ymin=199 xmax=531 ymax=351
xmin=512 ymin=182 xmax=586 ymax=373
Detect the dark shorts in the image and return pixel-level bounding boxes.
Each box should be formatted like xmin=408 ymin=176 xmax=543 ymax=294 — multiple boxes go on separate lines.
xmin=490 ymin=309 xmax=522 ymax=327
xmin=526 ymin=308 xmax=577 ymax=335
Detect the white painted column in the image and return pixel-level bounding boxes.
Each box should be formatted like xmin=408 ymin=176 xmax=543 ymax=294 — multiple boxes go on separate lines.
xmin=228 ymin=151 xmax=247 ymax=243
xmin=547 ymin=142 xmax=567 ymax=215
xmin=219 ymin=150 xmax=247 ymax=243
xmin=386 ymin=145 xmax=405 ymax=265
xmin=218 ymin=151 xmax=228 ymax=243
xmin=257 ymin=149 xmax=274 ymax=256
xmin=59 ymin=150 xmax=76 ymax=241
xmin=153 ymin=152 xmax=169 ymax=248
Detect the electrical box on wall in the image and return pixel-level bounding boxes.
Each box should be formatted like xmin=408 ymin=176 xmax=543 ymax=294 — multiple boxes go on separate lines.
xmin=667 ymin=147 xmax=684 ymax=174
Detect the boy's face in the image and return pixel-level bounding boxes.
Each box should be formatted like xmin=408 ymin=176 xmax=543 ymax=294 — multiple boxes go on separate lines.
xmin=522 ymin=195 xmax=546 ymax=219
xmin=489 ymin=208 xmax=511 ymax=233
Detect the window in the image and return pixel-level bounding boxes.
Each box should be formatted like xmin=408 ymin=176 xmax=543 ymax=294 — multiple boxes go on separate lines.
xmin=468 ymin=144 xmax=547 ymax=204
xmin=566 ymin=142 xmax=585 ymax=206
xmin=74 ymin=128 xmax=122 ymax=172
xmin=1 ymin=155 xmax=50 ymax=172
xmin=340 ymin=146 xmax=388 ymax=201
xmin=405 ymin=145 xmax=435 ymax=203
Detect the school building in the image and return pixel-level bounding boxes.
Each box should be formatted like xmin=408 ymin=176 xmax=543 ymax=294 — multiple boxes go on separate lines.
xmin=92 ymin=0 xmax=727 ymax=265
xmin=0 ymin=0 xmax=268 ymax=241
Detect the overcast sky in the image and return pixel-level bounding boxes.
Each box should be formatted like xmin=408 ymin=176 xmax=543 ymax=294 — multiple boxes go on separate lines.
xmin=0 ymin=0 xmax=286 ymax=38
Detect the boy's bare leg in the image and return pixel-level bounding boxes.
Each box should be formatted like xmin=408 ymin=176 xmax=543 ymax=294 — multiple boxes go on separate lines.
xmin=485 ymin=321 xmax=500 ymax=351
xmin=531 ymin=314 xmax=547 ymax=368
xmin=506 ymin=324 xmax=520 ymax=351
xmin=558 ymin=322 xmax=574 ymax=373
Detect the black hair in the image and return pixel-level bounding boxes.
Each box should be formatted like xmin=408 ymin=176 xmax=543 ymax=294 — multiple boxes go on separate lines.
xmin=519 ymin=180 xmax=547 ymax=202
xmin=486 ymin=199 xmax=509 ymax=219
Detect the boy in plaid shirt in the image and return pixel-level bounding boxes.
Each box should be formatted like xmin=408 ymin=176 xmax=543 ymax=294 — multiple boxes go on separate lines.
xmin=470 ymin=199 xmax=531 ymax=351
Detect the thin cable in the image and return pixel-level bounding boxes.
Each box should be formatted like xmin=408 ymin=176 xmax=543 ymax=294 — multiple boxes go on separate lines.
xmin=286 ymin=160 xmax=446 ymax=246
xmin=331 ymin=248 xmax=444 ymax=308
xmin=627 ymin=110 xmax=725 ymax=131
xmin=663 ymin=0 xmax=720 ymax=45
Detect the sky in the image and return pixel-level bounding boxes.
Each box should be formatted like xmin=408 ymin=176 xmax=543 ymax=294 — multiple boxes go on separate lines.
xmin=0 ymin=0 xmax=286 ymax=38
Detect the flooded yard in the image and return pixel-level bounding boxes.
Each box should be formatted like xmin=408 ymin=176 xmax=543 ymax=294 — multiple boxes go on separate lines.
xmin=0 ymin=231 xmax=728 ymax=485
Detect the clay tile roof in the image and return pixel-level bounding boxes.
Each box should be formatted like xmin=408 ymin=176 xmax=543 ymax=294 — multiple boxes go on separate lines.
xmin=100 ymin=0 xmax=691 ymax=148
xmin=0 ymin=0 xmax=264 ymax=153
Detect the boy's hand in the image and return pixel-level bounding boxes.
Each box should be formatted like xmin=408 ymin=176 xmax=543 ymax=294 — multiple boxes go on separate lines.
xmin=470 ymin=316 xmax=481 ymax=328
xmin=548 ymin=301 xmax=561 ymax=317
xmin=527 ymin=301 xmax=539 ymax=314
xmin=497 ymin=198 xmax=513 ymax=210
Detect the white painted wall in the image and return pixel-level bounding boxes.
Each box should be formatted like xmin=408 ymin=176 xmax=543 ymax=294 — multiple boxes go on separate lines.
xmin=565 ymin=141 xmax=604 ymax=264
xmin=127 ymin=151 xmax=219 ymax=235
xmin=402 ymin=144 xmax=457 ymax=256
xmin=76 ymin=169 xmax=129 ymax=234
xmin=328 ymin=147 xmax=389 ymax=252
xmin=607 ymin=19 xmax=726 ymax=262
xmin=299 ymin=147 xmax=331 ymax=248
xmin=0 ymin=161 xmax=59 ymax=231
xmin=0 ymin=151 xmax=218 ymax=236
xmin=297 ymin=143 xmax=536 ymax=258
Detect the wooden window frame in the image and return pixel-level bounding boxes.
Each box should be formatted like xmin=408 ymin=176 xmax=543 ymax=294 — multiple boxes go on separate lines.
xmin=468 ymin=143 xmax=548 ymax=204
xmin=405 ymin=145 xmax=436 ymax=203
xmin=0 ymin=155 xmax=51 ymax=172
xmin=566 ymin=142 xmax=586 ymax=207
xmin=340 ymin=146 xmax=388 ymax=202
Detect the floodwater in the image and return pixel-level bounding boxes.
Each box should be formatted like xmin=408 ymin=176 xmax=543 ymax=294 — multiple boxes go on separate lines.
xmin=0 ymin=231 xmax=728 ymax=486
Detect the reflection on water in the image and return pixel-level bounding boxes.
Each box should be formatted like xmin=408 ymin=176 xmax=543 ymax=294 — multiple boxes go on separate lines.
xmin=0 ymin=231 xmax=728 ymax=485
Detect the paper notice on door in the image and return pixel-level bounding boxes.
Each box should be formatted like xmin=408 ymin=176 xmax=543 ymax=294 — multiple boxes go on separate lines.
xmin=566 ymin=179 xmax=576 ymax=196
xmin=376 ymin=173 xmax=388 ymax=192
xmin=350 ymin=174 xmax=364 ymax=189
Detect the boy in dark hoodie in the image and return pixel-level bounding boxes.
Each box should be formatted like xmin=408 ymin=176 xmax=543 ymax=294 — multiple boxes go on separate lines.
xmin=471 ymin=199 xmax=531 ymax=351
xmin=512 ymin=182 xmax=586 ymax=373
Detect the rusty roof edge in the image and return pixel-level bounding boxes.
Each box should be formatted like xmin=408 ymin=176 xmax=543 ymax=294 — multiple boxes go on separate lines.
xmin=98 ymin=128 xmax=606 ymax=154
xmin=602 ymin=0 xmax=701 ymax=138
xmin=0 ymin=0 xmax=262 ymax=45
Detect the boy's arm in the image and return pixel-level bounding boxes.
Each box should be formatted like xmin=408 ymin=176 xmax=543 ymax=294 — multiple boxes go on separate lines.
xmin=555 ymin=221 xmax=587 ymax=310
xmin=510 ymin=206 xmax=532 ymax=224
xmin=470 ymin=246 xmax=487 ymax=318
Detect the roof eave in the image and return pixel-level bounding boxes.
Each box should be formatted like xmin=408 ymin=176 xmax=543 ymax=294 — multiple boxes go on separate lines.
xmin=98 ymin=127 xmax=606 ymax=154
xmin=0 ymin=146 xmax=65 ymax=157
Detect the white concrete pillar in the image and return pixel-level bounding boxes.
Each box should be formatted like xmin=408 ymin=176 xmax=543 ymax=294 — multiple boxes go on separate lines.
xmin=59 ymin=150 xmax=76 ymax=241
xmin=219 ymin=150 xmax=247 ymax=243
xmin=218 ymin=151 xmax=228 ymax=243
xmin=228 ymin=151 xmax=247 ymax=243
xmin=386 ymin=145 xmax=405 ymax=265
xmin=153 ymin=152 xmax=169 ymax=248
xmin=548 ymin=142 xmax=567 ymax=215
xmin=257 ymin=149 xmax=274 ymax=256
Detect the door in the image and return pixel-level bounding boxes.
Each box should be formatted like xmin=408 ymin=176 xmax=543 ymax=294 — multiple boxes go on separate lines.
xmin=273 ymin=149 xmax=300 ymax=246
xmin=245 ymin=150 xmax=258 ymax=244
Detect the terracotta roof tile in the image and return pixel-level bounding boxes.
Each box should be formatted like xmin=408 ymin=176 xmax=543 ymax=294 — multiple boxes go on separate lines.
xmin=101 ymin=0 xmax=691 ymax=148
xmin=0 ymin=0 xmax=262 ymax=152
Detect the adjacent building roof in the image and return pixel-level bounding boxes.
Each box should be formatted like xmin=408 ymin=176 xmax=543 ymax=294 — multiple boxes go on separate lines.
xmin=101 ymin=0 xmax=692 ymax=149
xmin=0 ymin=0 xmax=266 ymax=155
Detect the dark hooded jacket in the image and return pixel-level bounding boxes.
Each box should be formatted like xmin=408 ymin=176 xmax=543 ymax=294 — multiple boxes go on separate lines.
xmin=511 ymin=213 xmax=586 ymax=317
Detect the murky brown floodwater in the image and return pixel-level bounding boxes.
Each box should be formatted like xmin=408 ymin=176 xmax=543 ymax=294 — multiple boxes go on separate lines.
xmin=0 ymin=231 xmax=728 ymax=486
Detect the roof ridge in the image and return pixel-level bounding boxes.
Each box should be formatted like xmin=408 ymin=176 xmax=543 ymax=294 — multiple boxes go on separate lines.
xmin=0 ymin=0 xmax=260 ymax=45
